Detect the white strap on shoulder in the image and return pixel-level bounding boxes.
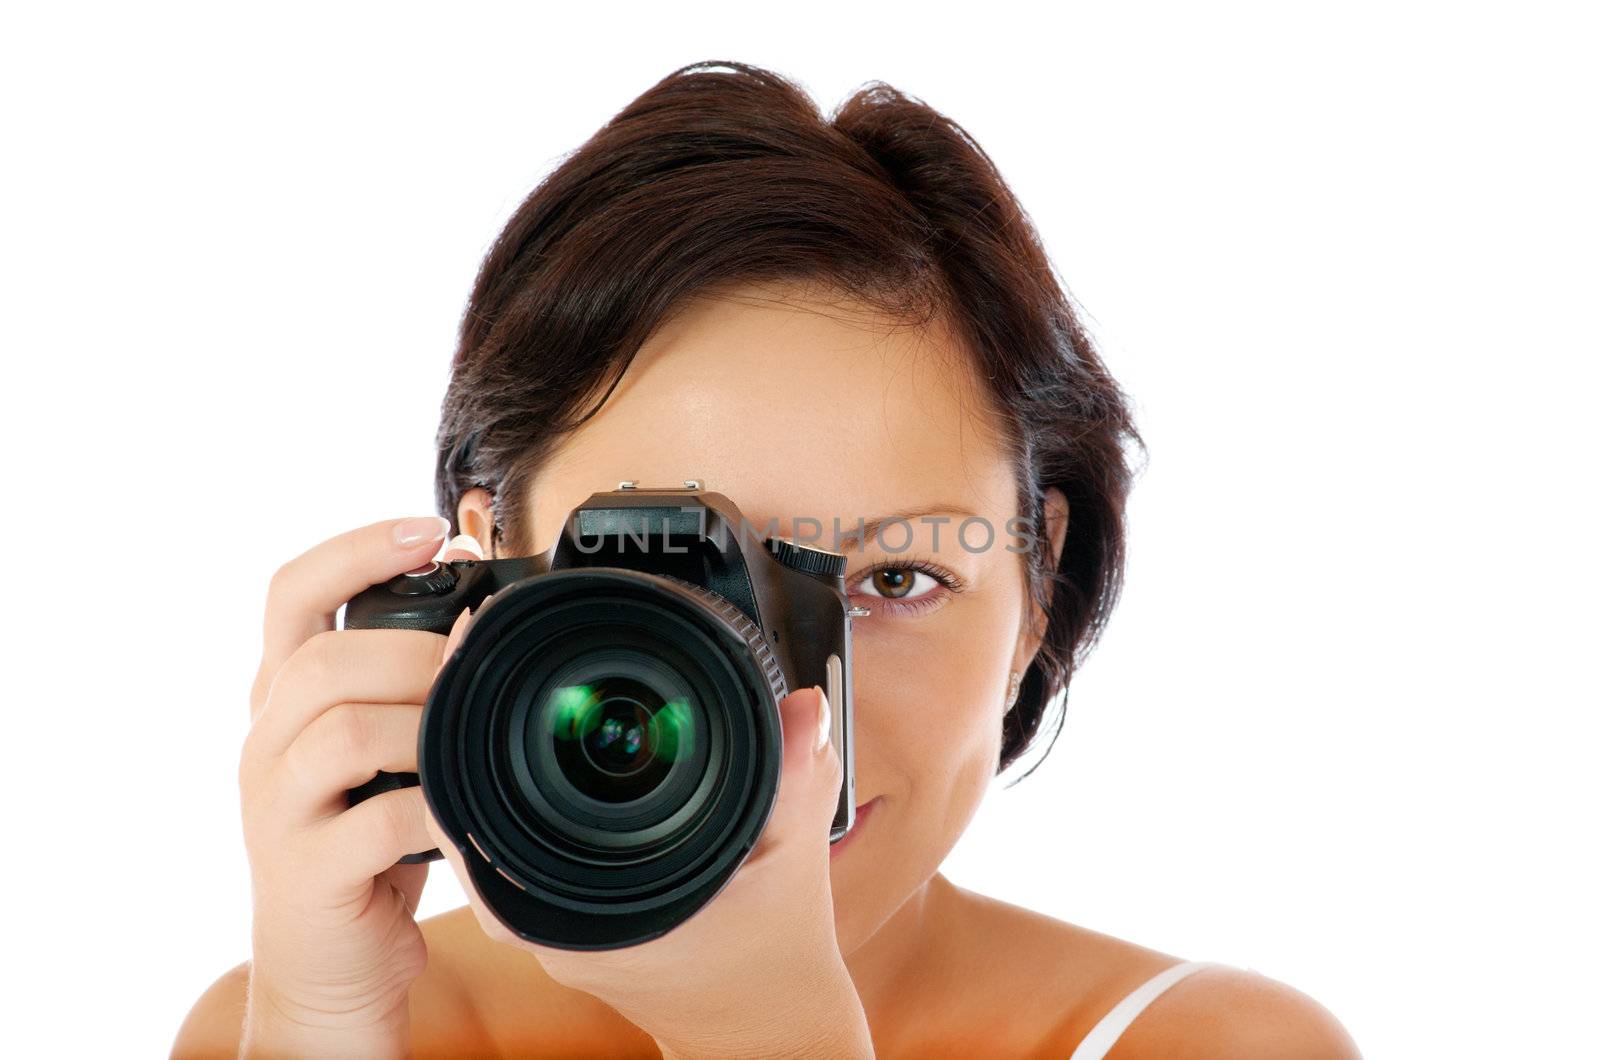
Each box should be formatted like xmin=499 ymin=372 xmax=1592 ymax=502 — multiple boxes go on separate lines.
xmin=1068 ymin=960 xmax=1220 ymax=1060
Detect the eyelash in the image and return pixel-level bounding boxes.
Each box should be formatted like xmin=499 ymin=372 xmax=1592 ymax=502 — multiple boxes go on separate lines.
xmin=847 ymin=555 xmax=968 ymax=616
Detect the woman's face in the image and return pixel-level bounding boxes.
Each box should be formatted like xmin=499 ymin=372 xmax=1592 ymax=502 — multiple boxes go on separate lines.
xmin=461 ymin=281 xmax=1064 ymax=955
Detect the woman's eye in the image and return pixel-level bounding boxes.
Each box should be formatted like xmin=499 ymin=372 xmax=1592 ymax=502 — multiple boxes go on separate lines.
xmin=847 ymin=560 xmax=965 ymax=617
xmin=857 ymin=567 xmax=940 ymax=600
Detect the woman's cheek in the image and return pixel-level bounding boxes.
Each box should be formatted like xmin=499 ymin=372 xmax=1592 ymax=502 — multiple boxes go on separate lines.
xmin=829 ymin=616 xmax=1009 ymax=949
xmin=851 ymin=613 xmax=1010 ymax=789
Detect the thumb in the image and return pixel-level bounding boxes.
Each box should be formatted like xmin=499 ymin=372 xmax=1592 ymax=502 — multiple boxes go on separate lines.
xmin=751 ymin=685 xmax=841 ymax=859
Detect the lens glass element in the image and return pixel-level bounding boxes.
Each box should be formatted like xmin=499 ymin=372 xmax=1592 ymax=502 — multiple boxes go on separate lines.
xmin=534 ymin=653 xmax=697 ymax=810
xmin=547 ymin=676 xmax=695 ymax=803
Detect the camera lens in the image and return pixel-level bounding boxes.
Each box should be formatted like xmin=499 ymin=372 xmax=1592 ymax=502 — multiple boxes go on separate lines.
xmin=417 ymin=568 xmax=786 ymax=950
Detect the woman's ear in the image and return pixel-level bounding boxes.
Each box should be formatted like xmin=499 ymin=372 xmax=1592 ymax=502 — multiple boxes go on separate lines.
xmin=456 ymin=487 xmax=498 ymax=558
xmin=1043 ymin=486 xmax=1069 ymax=574
xmin=1012 ymin=486 xmax=1070 ymax=677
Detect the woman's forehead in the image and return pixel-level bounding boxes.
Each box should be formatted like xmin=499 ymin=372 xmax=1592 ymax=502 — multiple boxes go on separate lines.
xmin=524 ymin=285 xmax=1017 ymax=550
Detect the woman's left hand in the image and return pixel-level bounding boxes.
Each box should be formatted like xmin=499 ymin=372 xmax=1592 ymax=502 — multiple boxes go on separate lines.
xmin=426 ymin=597 xmax=872 ymax=1059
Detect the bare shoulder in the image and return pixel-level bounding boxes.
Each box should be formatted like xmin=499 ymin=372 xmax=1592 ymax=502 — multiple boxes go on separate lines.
xmin=923 ymin=875 xmax=1358 ymax=1059
xmin=170 ymin=912 xmax=487 ymax=1058
xmin=173 ymin=908 xmax=652 ymax=1057
xmin=172 ymin=959 xmax=250 ymax=1058
xmin=409 ymin=905 xmax=658 ymax=1057
xmin=918 ymin=874 xmax=1177 ymax=1054
xmin=1104 ymin=965 xmax=1361 ymax=1059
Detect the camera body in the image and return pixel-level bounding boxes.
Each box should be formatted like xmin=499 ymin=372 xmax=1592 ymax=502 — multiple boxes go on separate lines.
xmin=343 ymin=483 xmax=855 ymax=949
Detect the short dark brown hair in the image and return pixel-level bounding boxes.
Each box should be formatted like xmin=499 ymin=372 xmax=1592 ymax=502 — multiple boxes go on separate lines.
xmin=434 ymin=60 xmax=1143 ymax=775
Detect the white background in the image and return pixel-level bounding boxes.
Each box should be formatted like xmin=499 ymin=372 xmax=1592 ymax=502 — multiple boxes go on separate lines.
xmin=4 ymin=3 xmax=1595 ymax=1056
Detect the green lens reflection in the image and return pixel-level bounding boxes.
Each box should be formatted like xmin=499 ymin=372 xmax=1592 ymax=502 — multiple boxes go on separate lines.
xmin=548 ymin=685 xmax=693 ymax=762
xmin=552 ymin=684 xmax=598 ymax=741
xmin=651 ymin=699 xmax=692 ymax=762
xmin=542 ymin=669 xmax=700 ymax=805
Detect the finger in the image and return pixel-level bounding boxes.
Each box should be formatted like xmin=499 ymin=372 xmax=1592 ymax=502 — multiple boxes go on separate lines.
xmin=259 ymin=515 xmax=452 ymax=689
xmin=319 ymin=785 xmax=435 ymax=890
xmin=249 ymin=628 xmax=446 ymax=763
xmin=749 ymin=685 xmax=841 ymax=861
xmin=439 ymin=533 xmax=485 ymax=562
xmin=437 ymin=602 xmax=476 ymax=669
xmin=273 ymin=702 xmax=425 ymax=819
xmin=382 ymin=860 xmax=430 ymax=918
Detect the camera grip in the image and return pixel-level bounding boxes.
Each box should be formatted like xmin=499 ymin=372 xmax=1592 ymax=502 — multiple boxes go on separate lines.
xmin=340 ymin=564 xmax=489 ymax=865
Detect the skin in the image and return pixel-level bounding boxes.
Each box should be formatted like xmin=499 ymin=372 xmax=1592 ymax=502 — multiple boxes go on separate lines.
xmin=176 ymin=281 xmax=1361 ymax=1057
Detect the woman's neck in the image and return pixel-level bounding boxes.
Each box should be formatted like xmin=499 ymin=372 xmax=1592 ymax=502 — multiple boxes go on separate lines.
xmin=843 ymin=872 xmax=957 ymax=1027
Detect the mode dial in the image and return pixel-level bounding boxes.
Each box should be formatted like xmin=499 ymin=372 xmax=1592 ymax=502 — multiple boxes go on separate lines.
xmin=768 ymin=537 xmax=847 ymax=579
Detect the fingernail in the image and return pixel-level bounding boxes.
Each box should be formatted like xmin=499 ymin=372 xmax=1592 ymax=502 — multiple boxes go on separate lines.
xmin=395 ymin=516 xmax=450 ymax=549
xmin=813 ymin=685 xmax=830 ymax=753
xmin=444 ymin=533 xmax=485 ymax=559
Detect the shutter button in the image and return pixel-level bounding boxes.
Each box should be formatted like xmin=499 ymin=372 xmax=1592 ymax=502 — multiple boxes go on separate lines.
xmin=390 ymin=561 xmax=461 ymax=596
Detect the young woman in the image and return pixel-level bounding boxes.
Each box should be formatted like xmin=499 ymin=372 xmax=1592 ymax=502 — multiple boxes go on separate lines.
xmin=176 ymin=61 xmax=1359 ymax=1058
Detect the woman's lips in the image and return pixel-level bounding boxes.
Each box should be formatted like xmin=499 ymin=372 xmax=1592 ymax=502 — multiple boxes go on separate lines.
xmin=830 ymin=796 xmax=880 ymax=858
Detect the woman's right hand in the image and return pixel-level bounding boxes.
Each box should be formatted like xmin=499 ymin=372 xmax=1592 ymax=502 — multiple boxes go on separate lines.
xmin=236 ymin=515 xmax=472 ymax=1057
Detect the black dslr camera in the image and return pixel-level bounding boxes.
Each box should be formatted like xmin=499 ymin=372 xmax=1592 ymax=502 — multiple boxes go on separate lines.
xmin=343 ymin=482 xmax=857 ymax=950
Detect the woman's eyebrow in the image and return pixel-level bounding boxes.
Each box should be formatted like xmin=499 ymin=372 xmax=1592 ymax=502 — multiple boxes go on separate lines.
xmin=836 ymin=504 xmax=981 ymax=552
